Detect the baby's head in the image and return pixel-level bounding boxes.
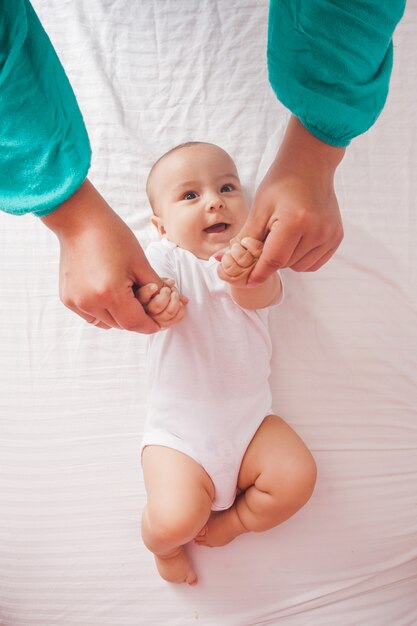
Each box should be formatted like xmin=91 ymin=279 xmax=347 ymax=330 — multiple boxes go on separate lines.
xmin=146 ymin=142 xmax=249 ymax=259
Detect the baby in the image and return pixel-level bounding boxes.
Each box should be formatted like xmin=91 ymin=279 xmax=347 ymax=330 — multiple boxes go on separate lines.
xmin=138 ymin=142 xmax=317 ymax=585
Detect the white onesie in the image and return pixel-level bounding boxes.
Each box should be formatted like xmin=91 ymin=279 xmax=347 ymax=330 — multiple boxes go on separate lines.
xmin=141 ymin=238 xmax=283 ymax=511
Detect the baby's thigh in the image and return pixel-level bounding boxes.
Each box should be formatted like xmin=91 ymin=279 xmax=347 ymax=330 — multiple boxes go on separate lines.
xmin=142 ymin=445 xmax=214 ymax=532
xmin=237 ymin=415 xmax=317 ymax=497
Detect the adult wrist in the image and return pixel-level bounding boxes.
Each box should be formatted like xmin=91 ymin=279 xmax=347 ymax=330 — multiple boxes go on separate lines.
xmin=41 ymin=179 xmax=113 ymax=241
xmin=282 ymin=115 xmax=345 ymax=173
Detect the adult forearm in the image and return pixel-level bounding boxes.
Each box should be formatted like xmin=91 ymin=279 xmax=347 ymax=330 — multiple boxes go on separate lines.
xmin=41 ymin=179 xmax=117 ymax=240
xmin=268 ymin=0 xmax=406 ymax=146
xmin=275 ymin=116 xmax=345 ymax=180
xmin=0 ymin=0 xmax=90 ymax=217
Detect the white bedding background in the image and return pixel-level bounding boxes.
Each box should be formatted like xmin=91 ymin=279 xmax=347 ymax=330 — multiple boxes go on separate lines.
xmin=1 ymin=2 xmax=416 ymax=625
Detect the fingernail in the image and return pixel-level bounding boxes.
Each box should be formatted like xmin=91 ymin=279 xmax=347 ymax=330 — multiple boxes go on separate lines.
xmin=148 ymin=283 xmax=158 ymax=292
xmin=241 ymin=237 xmax=250 ymax=246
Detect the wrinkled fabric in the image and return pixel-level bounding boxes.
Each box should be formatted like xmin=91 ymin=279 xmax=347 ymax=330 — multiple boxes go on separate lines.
xmin=0 ymin=0 xmax=91 ymax=216
xmin=268 ymin=0 xmax=406 ymax=146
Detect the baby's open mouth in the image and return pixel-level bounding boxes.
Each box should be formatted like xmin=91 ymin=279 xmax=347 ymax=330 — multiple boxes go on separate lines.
xmin=203 ymin=222 xmax=229 ymax=234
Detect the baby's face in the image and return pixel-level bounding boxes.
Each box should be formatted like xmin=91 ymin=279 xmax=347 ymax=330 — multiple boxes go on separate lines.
xmin=149 ymin=144 xmax=249 ymax=259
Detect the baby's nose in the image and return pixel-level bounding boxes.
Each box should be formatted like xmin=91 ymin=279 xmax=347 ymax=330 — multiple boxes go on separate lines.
xmin=206 ymin=194 xmax=224 ymax=210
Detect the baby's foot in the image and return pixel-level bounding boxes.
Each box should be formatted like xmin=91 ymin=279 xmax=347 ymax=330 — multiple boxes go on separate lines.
xmin=154 ymin=547 xmax=198 ymax=585
xmin=194 ymin=508 xmax=247 ymax=548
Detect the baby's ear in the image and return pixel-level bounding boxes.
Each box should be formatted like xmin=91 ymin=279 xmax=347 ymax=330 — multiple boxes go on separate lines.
xmin=151 ymin=216 xmax=166 ymax=236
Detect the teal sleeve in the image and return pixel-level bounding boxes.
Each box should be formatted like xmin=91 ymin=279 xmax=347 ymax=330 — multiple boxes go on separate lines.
xmin=267 ymin=1 xmax=406 ymax=147
xmin=0 ymin=0 xmax=91 ymax=216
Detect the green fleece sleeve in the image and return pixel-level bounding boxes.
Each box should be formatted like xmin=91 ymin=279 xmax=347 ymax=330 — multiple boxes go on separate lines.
xmin=0 ymin=0 xmax=91 ymax=216
xmin=267 ymin=0 xmax=406 ymax=147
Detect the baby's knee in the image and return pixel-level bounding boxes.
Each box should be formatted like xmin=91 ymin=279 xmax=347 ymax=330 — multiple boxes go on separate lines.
xmin=281 ymin=450 xmax=317 ymax=509
xmin=142 ymin=504 xmax=202 ymax=550
xmin=260 ymin=450 xmax=316 ymax=519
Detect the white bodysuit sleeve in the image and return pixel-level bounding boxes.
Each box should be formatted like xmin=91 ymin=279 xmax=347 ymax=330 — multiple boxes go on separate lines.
xmin=268 ymin=271 xmax=285 ymax=308
xmin=145 ymin=240 xmax=178 ymax=283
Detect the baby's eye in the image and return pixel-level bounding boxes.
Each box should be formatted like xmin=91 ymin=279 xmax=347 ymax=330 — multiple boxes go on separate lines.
xmin=221 ymin=184 xmax=234 ymax=193
xmin=183 ymin=191 xmax=198 ymax=200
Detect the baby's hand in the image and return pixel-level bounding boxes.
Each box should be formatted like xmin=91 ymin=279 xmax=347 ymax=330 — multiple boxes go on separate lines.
xmin=136 ymin=278 xmax=188 ymax=329
xmin=217 ymin=237 xmax=264 ymax=287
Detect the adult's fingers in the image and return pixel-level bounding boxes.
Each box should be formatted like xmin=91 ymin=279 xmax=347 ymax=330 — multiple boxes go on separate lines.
xmin=84 ymin=315 xmax=112 ymax=330
xmin=108 ymin=289 xmax=161 ymax=334
xmin=236 ymin=202 xmax=270 ymax=243
xmin=290 ymin=246 xmax=339 ymax=272
xmin=247 ymin=222 xmax=302 ymax=285
xmin=136 ymin=283 xmax=159 ymax=306
xmin=106 ymin=252 xmax=164 ymax=332
xmin=282 ymin=223 xmax=342 ymax=271
xmin=66 ymin=304 xmax=117 ymax=330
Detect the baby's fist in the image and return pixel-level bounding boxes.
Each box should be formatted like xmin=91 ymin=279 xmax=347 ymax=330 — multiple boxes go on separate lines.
xmin=136 ymin=278 xmax=188 ymax=329
xmin=217 ymin=237 xmax=263 ymax=286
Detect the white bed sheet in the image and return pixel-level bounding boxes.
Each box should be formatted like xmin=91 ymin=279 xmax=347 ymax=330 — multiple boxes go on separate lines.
xmin=0 ymin=2 xmax=416 ymax=625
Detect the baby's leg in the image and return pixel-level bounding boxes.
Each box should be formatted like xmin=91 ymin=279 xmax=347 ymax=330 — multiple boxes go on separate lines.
xmin=141 ymin=445 xmax=214 ymax=584
xmin=195 ymin=415 xmax=316 ymax=547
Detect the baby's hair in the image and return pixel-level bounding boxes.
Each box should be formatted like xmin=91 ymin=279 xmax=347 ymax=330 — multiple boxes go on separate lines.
xmin=146 ymin=141 xmax=222 ymax=212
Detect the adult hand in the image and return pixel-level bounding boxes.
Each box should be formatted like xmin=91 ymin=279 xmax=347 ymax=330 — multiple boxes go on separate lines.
xmin=42 ymin=179 xmax=164 ymax=333
xmin=236 ymin=116 xmax=346 ymax=285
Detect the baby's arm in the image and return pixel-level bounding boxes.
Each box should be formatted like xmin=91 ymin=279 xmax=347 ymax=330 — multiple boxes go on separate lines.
xmin=218 ymin=238 xmax=282 ymax=310
xmin=136 ymin=278 xmax=188 ymax=328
